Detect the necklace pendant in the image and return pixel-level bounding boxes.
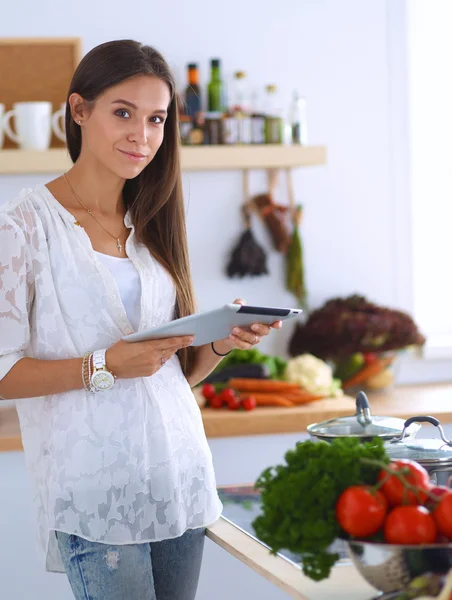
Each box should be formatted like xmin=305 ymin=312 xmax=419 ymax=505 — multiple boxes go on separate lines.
xmin=116 ymin=239 xmax=122 ymax=253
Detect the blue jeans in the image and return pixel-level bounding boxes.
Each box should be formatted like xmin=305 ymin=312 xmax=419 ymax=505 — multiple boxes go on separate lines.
xmin=56 ymin=528 xmax=205 ymax=600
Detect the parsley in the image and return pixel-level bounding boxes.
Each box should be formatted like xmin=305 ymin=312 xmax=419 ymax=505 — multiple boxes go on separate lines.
xmin=252 ymin=437 xmax=389 ymax=581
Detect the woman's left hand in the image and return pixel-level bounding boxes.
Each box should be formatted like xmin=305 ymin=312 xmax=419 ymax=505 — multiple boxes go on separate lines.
xmin=217 ymin=298 xmax=282 ymax=352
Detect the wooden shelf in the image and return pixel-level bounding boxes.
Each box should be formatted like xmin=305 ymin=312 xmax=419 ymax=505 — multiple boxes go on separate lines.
xmin=0 ymin=145 xmax=327 ymax=174
xmin=181 ymin=145 xmax=327 ymax=170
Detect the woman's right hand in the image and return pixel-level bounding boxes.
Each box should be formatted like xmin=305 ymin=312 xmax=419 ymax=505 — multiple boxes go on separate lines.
xmin=105 ymin=335 xmax=195 ymax=379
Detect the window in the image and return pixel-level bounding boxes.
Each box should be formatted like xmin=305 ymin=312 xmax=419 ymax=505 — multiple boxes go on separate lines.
xmin=407 ymin=0 xmax=452 ymax=358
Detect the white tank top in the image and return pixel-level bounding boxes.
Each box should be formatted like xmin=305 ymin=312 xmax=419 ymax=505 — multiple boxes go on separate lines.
xmin=95 ymin=251 xmax=141 ymax=331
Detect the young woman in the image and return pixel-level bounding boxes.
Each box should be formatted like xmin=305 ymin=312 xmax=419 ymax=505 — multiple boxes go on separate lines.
xmin=0 ymin=40 xmax=282 ymax=600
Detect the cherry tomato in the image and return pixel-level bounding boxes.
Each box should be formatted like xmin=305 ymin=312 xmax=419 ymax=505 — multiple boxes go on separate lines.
xmin=336 ymin=486 xmax=387 ymax=538
xmin=241 ymin=396 xmax=257 ymax=411
xmin=384 ymin=505 xmax=436 ymax=544
xmin=425 ymin=485 xmax=450 ymax=512
xmin=364 ymin=352 xmax=378 ymax=365
xmin=429 ymin=485 xmax=450 ymax=498
xmin=378 ymin=459 xmax=431 ymax=506
xmin=226 ymin=394 xmax=241 ymax=410
xmin=210 ymin=395 xmax=224 ymax=409
xmin=220 ymin=388 xmax=237 ymax=403
xmin=432 ymin=491 xmax=452 ymax=539
xmin=202 ymin=383 xmax=216 ymax=400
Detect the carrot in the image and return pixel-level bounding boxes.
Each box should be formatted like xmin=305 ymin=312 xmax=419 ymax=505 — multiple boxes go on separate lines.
xmin=284 ymin=392 xmax=325 ymax=405
xmin=342 ymin=356 xmax=394 ymax=389
xmin=228 ymin=378 xmax=300 ymax=393
xmin=238 ymin=393 xmax=294 ymax=407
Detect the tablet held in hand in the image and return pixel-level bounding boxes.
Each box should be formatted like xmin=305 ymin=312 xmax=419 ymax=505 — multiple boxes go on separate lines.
xmin=122 ymin=304 xmax=303 ymax=347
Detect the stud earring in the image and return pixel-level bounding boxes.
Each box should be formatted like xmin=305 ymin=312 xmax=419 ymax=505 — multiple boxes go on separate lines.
xmin=78 ymin=120 xmax=82 ymax=125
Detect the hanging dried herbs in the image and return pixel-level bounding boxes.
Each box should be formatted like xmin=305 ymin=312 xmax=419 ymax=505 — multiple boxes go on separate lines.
xmin=284 ymin=168 xmax=307 ymax=308
xmin=252 ymin=168 xmax=292 ymax=253
xmin=226 ymin=171 xmax=269 ymax=278
xmin=285 ymin=205 xmax=306 ymax=307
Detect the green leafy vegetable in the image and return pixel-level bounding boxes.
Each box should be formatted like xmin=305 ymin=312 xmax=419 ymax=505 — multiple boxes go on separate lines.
xmin=211 ymin=348 xmax=287 ymax=380
xmin=252 ymin=437 xmax=389 ymax=582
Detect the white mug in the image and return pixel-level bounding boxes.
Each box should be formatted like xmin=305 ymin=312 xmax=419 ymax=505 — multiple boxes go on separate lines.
xmin=0 ymin=103 xmax=4 ymax=149
xmin=4 ymin=101 xmax=53 ymax=150
xmin=51 ymin=102 xmax=66 ymax=142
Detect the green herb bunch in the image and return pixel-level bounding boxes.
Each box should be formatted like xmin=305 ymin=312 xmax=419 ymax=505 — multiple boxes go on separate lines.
xmin=252 ymin=437 xmax=389 ymax=581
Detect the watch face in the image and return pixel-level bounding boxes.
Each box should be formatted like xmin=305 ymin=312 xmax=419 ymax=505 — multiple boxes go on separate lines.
xmin=92 ymin=371 xmax=115 ymax=391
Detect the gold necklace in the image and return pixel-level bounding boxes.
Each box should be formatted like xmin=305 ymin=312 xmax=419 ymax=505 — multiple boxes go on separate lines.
xmin=63 ymin=173 xmax=127 ymax=254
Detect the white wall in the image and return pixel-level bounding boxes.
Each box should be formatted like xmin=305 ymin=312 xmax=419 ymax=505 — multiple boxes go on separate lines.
xmin=0 ymin=0 xmax=403 ymax=361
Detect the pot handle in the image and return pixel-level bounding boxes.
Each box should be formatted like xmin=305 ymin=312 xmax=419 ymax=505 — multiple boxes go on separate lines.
xmin=404 ymin=415 xmax=440 ymax=429
xmin=399 ymin=415 xmax=451 ymax=444
xmin=355 ymin=391 xmax=372 ymax=426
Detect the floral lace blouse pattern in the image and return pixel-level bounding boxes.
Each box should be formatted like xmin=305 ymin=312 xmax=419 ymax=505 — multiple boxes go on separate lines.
xmin=0 ymin=186 xmax=222 ymax=573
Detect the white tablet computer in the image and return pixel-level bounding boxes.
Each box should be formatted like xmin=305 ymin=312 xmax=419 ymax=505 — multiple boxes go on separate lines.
xmin=122 ymin=304 xmax=303 ymax=347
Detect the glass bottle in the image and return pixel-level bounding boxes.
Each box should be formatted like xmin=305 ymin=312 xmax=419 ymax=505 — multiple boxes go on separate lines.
xmin=231 ymin=71 xmax=251 ymax=144
xmin=289 ymin=90 xmax=308 ymax=145
xmin=208 ymin=59 xmax=225 ymax=112
xmin=264 ymin=84 xmax=283 ymax=144
xmin=184 ymin=63 xmax=201 ymax=118
xmin=232 ymin=71 xmax=248 ymax=112
xmin=250 ymin=89 xmax=266 ymax=144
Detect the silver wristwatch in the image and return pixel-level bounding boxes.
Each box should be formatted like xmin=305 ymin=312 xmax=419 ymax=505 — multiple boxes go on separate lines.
xmin=90 ymin=349 xmax=116 ymax=392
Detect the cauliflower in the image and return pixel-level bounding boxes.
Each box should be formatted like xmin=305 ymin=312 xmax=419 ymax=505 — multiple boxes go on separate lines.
xmin=284 ymin=354 xmax=343 ymax=397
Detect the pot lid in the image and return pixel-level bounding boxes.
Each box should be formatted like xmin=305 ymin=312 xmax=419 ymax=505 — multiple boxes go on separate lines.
xmin=307 ymin=415 xmax=420 ymax=439
xmin=386 ymin=416 xmax=452 ymax=466
xmin=307 ymin=391 xmax=421 ymax=440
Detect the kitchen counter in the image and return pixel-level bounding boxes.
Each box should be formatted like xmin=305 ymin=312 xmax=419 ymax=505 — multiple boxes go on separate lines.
xmin=1 ymin=382 xmax=452 ymax=451
xmin=206 ymin=517 xmax=375 ymax=600
xmin=209 ymin=484 xmax=376 ymax=599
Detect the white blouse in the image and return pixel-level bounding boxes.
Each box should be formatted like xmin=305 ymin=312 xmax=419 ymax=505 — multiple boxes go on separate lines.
xmin=0 ymin=186 xmax=222 ymax=573
xmin=94 ymin=252 xmax=141 ymax=332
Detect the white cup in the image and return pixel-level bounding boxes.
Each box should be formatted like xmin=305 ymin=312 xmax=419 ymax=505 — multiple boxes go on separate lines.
xmin=51 ymin=103 xmax=66 ymax=142
xmin=0 ymin=104 xmax=4 ymax=149
xmin=4 ymin=101 xmax=53 ymax=150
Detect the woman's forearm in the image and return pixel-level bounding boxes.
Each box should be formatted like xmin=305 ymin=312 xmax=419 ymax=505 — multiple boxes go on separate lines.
xmin=187 ymin=340 xmax=230 ymax=388
xmin=0 ymin=357 xmax=84 ymax=400
xmin=0 ymin=342 xmax=227 ymax=399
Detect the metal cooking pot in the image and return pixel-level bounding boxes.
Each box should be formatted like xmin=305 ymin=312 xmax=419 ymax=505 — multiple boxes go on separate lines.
xmin=307 ymin=391 xmax=421 ymax=442
xmin=386 ymin=415 xmax=452 ymax=487
xmin=307 ymin=392 xmax=452 ymax=485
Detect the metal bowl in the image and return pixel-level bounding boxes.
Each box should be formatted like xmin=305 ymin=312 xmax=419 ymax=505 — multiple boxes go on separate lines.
xmin=344 ymin=539 xmax=452 ymax=593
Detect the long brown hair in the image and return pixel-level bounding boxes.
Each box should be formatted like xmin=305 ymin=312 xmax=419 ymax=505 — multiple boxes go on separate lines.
xmin=65 ymin=40 xmax=196 ymax=376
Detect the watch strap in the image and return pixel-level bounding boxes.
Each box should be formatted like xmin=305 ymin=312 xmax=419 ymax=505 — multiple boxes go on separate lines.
xmin=93 ymin=349 xmax=107 ymax=371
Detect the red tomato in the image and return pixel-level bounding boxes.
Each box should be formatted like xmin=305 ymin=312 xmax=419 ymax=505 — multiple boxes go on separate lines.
xmin=432 ymin=491 xmax=452 ymax=539
xmin=227 ymin=396 xmax=241 ymax=410
xmin=425 ymin=485 xmax=450 ymax=512
xmin=364 ymin=352 xmax=378 ymax=365
xmin=202 ymin=383 xmax=216 ymax=400
xmin=378 ymin=460 xmax=431 ymax=506
xmin=241 ymin=396 xmax=257 ymax=411
xmin=429 ymin=485 xmax=450 ymax=499
xmin=220 ymin=388 xmax=237 ymax=403
xmin=336 ymin=486 xmax=387 ymax=538
xmin=210 ymin=395 xmax=224 ymax=409
xmin=384 ymin=505 xmax=437 ymax=544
